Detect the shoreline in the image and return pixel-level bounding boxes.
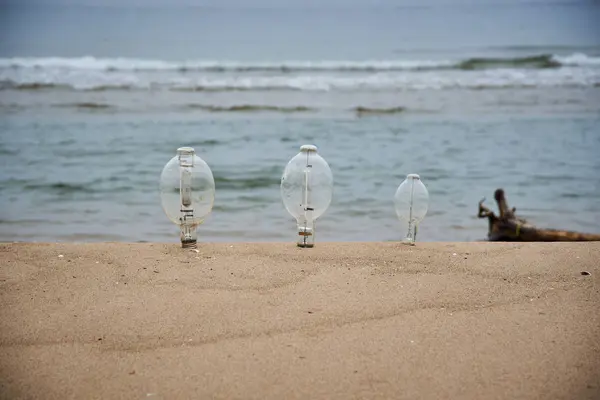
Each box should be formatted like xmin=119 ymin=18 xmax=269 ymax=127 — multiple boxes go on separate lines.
xmin=1 ymin=242 xmax=599 ymax=399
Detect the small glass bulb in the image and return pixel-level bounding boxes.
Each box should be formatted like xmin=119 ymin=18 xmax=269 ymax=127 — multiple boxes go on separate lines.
xmin=159 ymin=147 xmax=215 ymax=248
xmin=394 ymin=173 xmax=429 ymax=245
xmin=281 ymin=144 xmax=333 ymax=248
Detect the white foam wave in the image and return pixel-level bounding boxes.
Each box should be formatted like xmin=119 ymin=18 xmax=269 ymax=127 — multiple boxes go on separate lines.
xmin=0 ymin=56 xmax=174 ymax=71
xmin=0 ymin=56 xmax=456 ymax=72
xmin=553 ymin=53 xmax=600 ymax=67
xmin=1 ymin=62 xmax=598 ymax=91
xmin=1 ymin=53 xmax=598 ymax=72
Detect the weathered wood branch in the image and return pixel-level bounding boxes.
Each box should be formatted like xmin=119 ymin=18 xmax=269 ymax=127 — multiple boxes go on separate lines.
xmin=478 ymin=189 xmax=600 ymax=242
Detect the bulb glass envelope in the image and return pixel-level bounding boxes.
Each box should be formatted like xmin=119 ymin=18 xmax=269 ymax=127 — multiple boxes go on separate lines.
xmin=281 ymin=144 xmax=333 ymax=247
xmin=394 ymin=173 xmax=429 ymax=243
xmin=159 ymin=147 xmax=215 ymax=247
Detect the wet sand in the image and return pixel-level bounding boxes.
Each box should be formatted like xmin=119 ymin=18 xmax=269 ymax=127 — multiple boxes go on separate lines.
xmin=1 ymin=242 xmax=599 ymax=400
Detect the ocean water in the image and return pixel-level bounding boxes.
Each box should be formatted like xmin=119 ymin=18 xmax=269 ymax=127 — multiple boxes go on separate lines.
xmin=1 ymin=1 xmax=599 ymax=243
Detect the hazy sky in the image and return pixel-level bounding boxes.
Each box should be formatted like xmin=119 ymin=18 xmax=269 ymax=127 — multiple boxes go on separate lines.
xmin=0 ymin=0 xmax=589 ymax=7
xmin=0 ymin=0 xmax=597 ymax=60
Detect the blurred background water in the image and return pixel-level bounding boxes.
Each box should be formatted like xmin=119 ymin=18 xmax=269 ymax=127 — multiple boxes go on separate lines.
xmin=1 ymin=0 xmax=599 ymax=243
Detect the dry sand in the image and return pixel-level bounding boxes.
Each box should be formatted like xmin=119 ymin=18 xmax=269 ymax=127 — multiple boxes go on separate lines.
xmin=1 ymin=242 xmax=599 ymax=400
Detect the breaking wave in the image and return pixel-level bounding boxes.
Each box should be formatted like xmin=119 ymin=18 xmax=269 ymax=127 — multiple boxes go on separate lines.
xmin=1 ymin=53 xmax=598 ymax=92
xmin=2 ymin=75 xmax=597 ymax=92
xmin=1 ymin=53 xmax=598 ymax=72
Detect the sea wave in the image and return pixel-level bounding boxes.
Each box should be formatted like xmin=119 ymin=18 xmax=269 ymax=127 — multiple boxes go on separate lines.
xmin=184 ymin=104 xmax=412 ymax=115
xmin=0 ymin=80 xmax=136 ymax=92
xmin=1 ymin=53 xmax=599 ymax=92
xmin=1 ymin=53 xmax=599 ymax=73
xmin=213 ymin=171 xmax=281 ymax=190
xmin=23 ymin=182 xmax=96 ymax=195
xmin=1 ymin=72 xmax=597 ymax=92
xmin=4 ymin=101 xmax=419 ymax=115
xmin=184 ymin=104 xmax=315 ymax=113
xmin=20 ymin=178 xmax=135 ymax=195
xmin=354 ymin=106 xmax=406 ymax=116
xmin=55 ymin=102 xmax=115 ymax=110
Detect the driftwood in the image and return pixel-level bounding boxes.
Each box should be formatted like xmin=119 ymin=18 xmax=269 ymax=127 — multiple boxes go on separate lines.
xmin=477 ymin=189 xmax=600 ymax=242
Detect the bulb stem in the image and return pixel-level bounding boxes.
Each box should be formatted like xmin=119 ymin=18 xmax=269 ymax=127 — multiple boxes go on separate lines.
xmin=403 ymin=221 xmax=417 ymax=245
xmin=402 ymin=176 xmax=417 ymax=246
xmin=297 ymin=153 xmax=316 ymax=248
xmin=178 ymin=150 xmax=196 ymax=249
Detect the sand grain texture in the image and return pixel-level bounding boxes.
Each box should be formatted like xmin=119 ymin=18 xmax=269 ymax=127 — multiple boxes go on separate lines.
xmin=1 ymin=242 xmax=599 ymax=400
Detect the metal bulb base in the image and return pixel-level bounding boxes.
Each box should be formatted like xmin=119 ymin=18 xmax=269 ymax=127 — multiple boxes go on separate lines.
xmin=297 ymin=225 xmax=315 ymax=248
xmin=181 ymin=239 xmax=197 ymax=249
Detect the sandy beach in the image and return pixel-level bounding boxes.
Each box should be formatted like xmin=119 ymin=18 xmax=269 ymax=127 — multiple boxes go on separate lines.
xmin=1 ymin=242 xmax=599 ymax=400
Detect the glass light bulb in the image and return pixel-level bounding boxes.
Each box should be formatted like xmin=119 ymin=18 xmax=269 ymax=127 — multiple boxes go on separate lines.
xmin=394 ymin=173 xmax=429 ymax=245
xmin=159 ymin=147 xmax=215 ymax=248
xmin=280 ymin=144 xmax=333 ymax=248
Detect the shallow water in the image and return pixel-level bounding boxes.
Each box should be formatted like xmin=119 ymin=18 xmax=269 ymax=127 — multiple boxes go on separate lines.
xmin=1 ymin=109 xmax=599 ymax=243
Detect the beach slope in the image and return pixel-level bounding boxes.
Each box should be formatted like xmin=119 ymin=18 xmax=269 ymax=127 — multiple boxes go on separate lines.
xmin=1 ymin=242 xmax=599 ymax=400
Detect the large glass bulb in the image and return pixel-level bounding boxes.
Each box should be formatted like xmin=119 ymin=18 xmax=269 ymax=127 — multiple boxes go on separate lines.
xmin=394 ymin=173 xmax=429 ymax=245
xmin=159 ymin=147 xmax=215 ymax=248
xmin=281 ymin=144 xmax=333 ymax=248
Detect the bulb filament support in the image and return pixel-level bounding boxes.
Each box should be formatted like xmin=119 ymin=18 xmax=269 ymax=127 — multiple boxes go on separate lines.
xmin=178 ymin=151 xmax=197 ymax=248
xmin=403 ymin=176 xmax=417 ymax=245
xmin=298 ymin=155 xmax=314 ymax=248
